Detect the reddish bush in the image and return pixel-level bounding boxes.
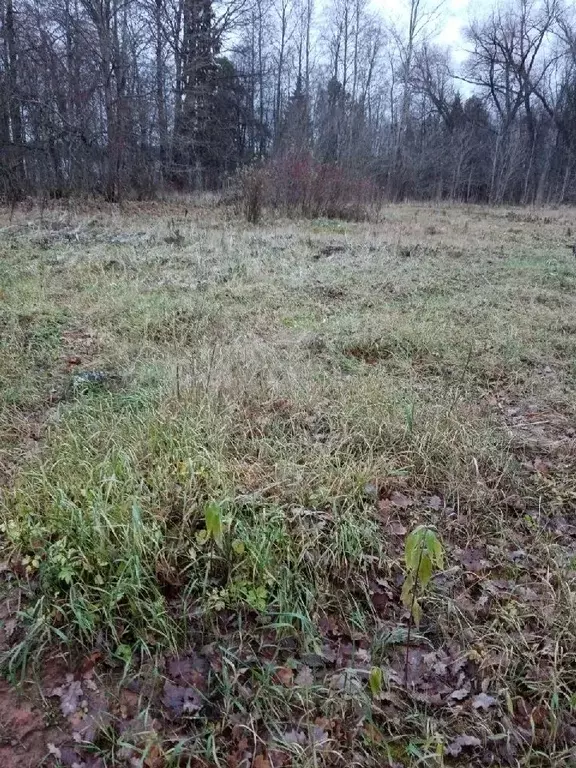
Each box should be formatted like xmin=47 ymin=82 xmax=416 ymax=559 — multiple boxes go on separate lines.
xmin=269 ymin=154 xmax=380 ymax=220
xmin=240 ymin=153 xmax=380 ymax=222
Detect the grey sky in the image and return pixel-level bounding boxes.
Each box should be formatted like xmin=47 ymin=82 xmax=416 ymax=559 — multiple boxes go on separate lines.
xmin=370 ymin=0 xmax=495 ymax=93
xmin=374 ymin=0 xmax=493 ymax=63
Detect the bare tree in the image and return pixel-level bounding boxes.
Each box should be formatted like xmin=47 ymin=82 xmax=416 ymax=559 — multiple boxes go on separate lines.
xmin=464 ymin=0 xmax=559 ymax=201
xmin=0 ymin=0 xmax=575 ymax=204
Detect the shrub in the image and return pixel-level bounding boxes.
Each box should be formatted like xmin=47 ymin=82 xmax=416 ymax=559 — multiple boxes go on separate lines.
xmin=267 ymin=153 xmax=380 ymax=221
xmin=239 ymin=165 xmax=266 ymax=224
xmin=237 ymin=153 xmax=380 ymax=222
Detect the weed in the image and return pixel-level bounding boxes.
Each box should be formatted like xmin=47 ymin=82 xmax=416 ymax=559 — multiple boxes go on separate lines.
xmin=401 ymin=525 xmax=444 ymax=684
xmin=240 ymin=166 xmax=265 ymax=224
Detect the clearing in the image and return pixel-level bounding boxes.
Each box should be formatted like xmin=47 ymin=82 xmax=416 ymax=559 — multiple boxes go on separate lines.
xmin=1 ymin=201 xmax=576 ymax=767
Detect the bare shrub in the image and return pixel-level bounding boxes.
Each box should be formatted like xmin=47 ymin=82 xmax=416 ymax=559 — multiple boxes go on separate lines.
xmin=240 ymin=166 xmax=267 ymax=224
xmin=263 ymin=153 xmax=380 ymax=221
xmin=236 ymin=155 xmax=380 ymax=223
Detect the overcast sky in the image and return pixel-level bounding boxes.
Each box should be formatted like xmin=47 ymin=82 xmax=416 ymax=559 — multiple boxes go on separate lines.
xmin=438 ymin=0 xmax=468 ymax=51
xmin=372 ymin=0 xmax=495 ymax=88
xmin=376 ymin=0 xmax=493 ymax=58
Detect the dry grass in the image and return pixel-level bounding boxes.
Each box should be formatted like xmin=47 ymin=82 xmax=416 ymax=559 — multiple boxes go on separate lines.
xmin=1 ymin=200 xmax=576 ymax=766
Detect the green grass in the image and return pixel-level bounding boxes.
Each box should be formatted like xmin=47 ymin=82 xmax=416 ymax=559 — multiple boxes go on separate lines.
xmin=1 ymin=202 xmax=576 ymax=766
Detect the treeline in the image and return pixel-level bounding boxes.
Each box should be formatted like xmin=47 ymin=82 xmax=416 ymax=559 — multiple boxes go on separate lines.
xmin=1 ymin=0 xmax=575 ymax=205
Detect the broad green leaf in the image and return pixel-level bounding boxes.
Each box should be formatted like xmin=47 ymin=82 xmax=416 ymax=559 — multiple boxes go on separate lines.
xmin=58 ymin=566 xmax=74 ymax=584
xmin=431 ymin=535 xmax=444 ymax=568
xmin=116 ymin=644 xmax=133 ymax=664
xmin=401 ymin=574 xmax=414 ymax=608
xmin=369 ymin=666 xmax=383 ymax=697
xmin=422 ymin=527 xmax=439 ymax=554
xmin=403 ymin=526 xmax=443 ymax=626
xmin=417 ymin=554 xmax=433 ymax=589
xmin=405 ymin=531 xmax=421 ymax=570
xmin=232 ymin=538 xmax=245 ymax=555
xmin=205 ymin=501 xmax=224 ymax=547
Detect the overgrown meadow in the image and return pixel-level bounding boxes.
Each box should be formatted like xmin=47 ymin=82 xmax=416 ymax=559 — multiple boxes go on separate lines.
xmin=1 ymin=201 xmax=576 ymax=767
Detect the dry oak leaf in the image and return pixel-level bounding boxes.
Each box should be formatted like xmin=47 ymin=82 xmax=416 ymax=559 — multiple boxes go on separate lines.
xmin=51 ymin=675 xmax=84 ymax=717
xmin=275 ymin=666 xmax=294 ymax=686
xmin=390 ymin=491 xmax=413 ymax=508
xmin=473 ymin=692 xmax=498 ymax=710
xmin=294 ymin=665 xmax=314 ymax=687
xmin=446 ymin=734 xmax=481 ymax=757
xmin=161 ymin=680 xmax=202 ymax=718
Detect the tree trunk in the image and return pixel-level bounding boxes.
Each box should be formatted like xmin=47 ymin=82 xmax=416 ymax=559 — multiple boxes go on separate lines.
xmin=4 ymin=0 xmax=24 ymax=194
xmin=155 ymin=0 xmax=168 ymax=180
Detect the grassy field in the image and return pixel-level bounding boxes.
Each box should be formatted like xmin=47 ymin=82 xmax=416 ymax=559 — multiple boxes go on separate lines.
xmin=1 ymin=200 xmax=576 ymax=767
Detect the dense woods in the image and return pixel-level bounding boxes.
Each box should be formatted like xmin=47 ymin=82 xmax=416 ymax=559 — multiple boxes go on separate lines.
xmin=1 ymin=0 xmax=576 ymax=204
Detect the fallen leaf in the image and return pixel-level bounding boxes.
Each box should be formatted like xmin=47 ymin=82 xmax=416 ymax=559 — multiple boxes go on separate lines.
xmin=167 ymin=653 xmax=209 ymax=689
xmin=455 ymin=548 xmax=491 ymax=573
xmin=282 ymin=729 xmax=307 ymax=745
xmin=267 ymin=749 xmax=290 ymax=767
xmin=294 ymin=665 xmax=314 ymax=687
xmin=47 ymin=743 xmax=62 ymax=760
xmin=389 ymin=521 xmax=407 ymax=535
xmin=78 ymin=651 xmax=102 ymax=678
xmin=533 ymin=457 xmax=549 ymax=475
xmin=144 ymin=743 xmax=165 ymax=768
xmin=275 ymin=666 xmax=294 ymax=686
xmin=3 ymin=617 xmax=17 ymax=638
xmin=363 ymin=722 xmax=383 ymax=743
xmin=161 ymin=680 xmax=202 ymax=718
xmin=446 ymin=734 xmax=481 ymax=757
xmin=427 ymin=495 xmax=442 ymax=510
xmin=51 ymin=675 xmax=84 ymax=717
xmin=473 ymin=692 xmax=497 ymax=710
xmin=390 ymin=491 xmax=412 ymax=508
xmin=310 ymin=726 xmax=329 ymax=746
xmin=449 ymin=687 xmax=470 ymax=701
xmin=253 ymin=755 xmax=271 ymax=768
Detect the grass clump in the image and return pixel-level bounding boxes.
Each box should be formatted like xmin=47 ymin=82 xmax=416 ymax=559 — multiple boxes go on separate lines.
xmin=2 ymin=389 xmax=388 ymax=666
